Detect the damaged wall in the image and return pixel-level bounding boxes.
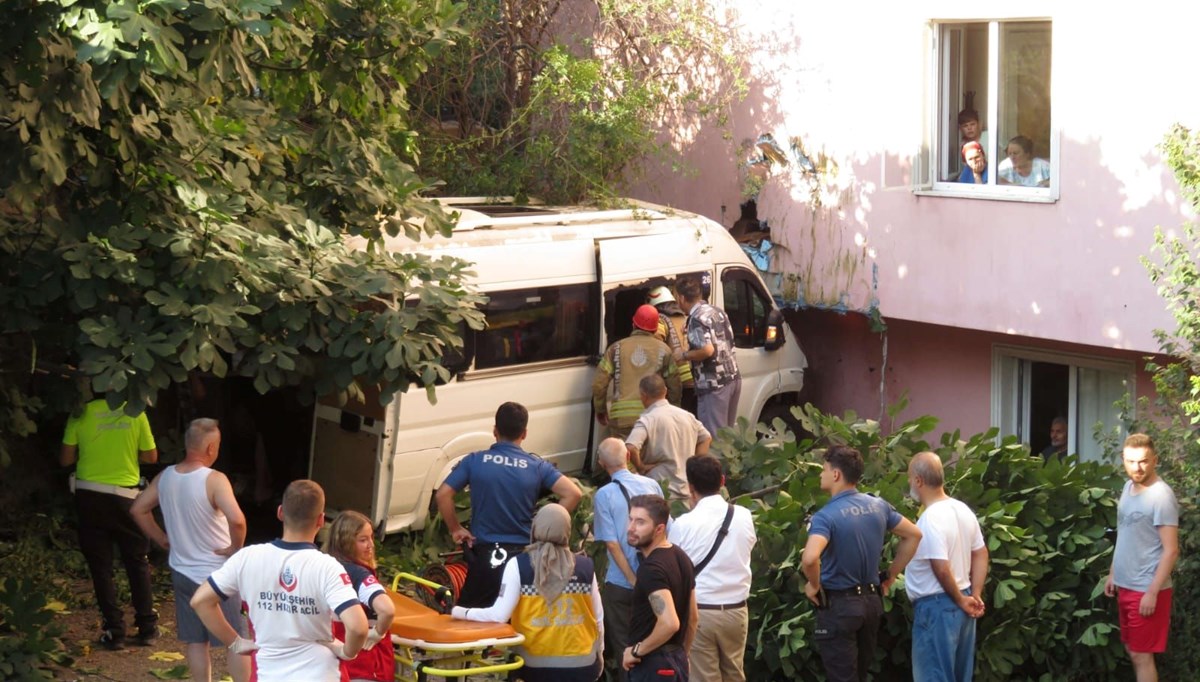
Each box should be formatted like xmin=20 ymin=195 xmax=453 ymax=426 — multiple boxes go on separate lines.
xmin=628 ymin=1 xmax=1200 ymax=355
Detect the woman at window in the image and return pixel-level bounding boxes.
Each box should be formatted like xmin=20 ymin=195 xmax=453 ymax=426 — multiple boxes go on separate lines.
xmin=958 ymin=141 xmax=988 ymax=184
xmin=998 ymin=135 xmax=1051 ymax=187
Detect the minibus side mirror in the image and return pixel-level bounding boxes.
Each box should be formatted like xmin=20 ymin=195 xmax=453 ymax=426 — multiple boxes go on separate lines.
xmin=764 ymin=309 xmax=786 ymax=351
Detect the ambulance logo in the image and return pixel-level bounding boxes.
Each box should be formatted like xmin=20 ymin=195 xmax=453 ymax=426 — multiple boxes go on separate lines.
xmin=279 ymin=565 xmax=299 ymax=592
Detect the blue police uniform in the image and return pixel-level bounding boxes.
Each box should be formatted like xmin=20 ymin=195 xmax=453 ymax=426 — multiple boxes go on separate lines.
xmin=442 ymin=441 xmax=563 ymax=607
xmin=808 ymin=489 xmax=902 ymax=682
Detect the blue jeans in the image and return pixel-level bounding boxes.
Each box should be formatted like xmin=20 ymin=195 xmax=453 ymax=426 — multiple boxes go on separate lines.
xmin=911 ymin=591 xmax=976 ymax=682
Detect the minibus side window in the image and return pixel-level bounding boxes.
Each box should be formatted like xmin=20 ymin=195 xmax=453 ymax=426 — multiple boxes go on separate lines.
xmin=474 ymin=284 xmax=596 ymax=369
xmin=721 ymin=271 xmax=770 ymax=348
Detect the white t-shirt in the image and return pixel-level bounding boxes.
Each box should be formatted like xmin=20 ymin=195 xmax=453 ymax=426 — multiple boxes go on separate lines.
xmin=668 ymin=495 xmax=756 ymax=604
xmin=904 ymin=498 xmax=985 ymax=601
xmin=997 ymin=156 xmax=1051 ymax=187
xmin=207 ymin=540 xmax=360 ymax=682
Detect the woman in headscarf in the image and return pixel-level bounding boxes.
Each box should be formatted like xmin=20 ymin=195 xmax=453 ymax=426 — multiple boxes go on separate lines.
xmin=324 ymin=510 xmax=396 ymax=682
xmin=452 ymin=503 xmax=603 ymax=682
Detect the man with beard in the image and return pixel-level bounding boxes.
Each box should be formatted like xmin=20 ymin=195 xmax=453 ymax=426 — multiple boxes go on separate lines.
xmin=1040 ymin=417 xmax=1068 ymax=458
xmin=623 ymin=495 xmax=697 ymax=681
xmin=1105 ymin=434 xmax=1180 ymax=682
xmin=593 ymin=437 xmax=664 ymax=681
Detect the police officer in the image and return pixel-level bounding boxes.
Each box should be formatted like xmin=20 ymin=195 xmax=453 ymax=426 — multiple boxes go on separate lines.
xmin=434 ymin=402 xmax=584 ymax=607
xmin=60 ymin=397 xmax=160 ymax=650
xmin=593 ymin=305 xmax=681 ymax=440
xmin=799 ymin=445 xmax=922 ymax=682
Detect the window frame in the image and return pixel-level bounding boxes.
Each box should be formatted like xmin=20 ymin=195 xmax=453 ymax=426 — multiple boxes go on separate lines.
xmin=720 ymin=267 xmax=773 ymax=349
xmin=465 ymin=282 xmax=598 ymax=377
xmin=917 ymin=17 xmax=1059 ymax=203
xmin=990 ymin=344 xmax=1134 ymax=461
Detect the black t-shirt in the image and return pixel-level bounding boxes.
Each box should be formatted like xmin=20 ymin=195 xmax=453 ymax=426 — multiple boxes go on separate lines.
xmin=629 ymin=544 xmax=695 ymax=648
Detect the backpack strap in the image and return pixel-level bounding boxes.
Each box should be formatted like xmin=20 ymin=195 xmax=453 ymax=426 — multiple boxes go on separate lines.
xmin=693 ymin=504 xmax=736 ymax=576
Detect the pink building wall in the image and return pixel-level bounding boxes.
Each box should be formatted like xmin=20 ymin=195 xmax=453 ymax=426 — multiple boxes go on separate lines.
xmin=635 ymin=3 xmax=1200 ymax=356
xmin=626 ymin=4 xmax=1199 ymax=438
xmin=790 ymin=308 xmax=1161 ymax=439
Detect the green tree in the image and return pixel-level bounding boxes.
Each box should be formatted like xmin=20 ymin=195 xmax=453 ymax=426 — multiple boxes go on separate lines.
xmin=1130 ymin=123 xmax=1200 ymax=678
xmin=406 ymin=0 xmax=745 ymax=204
xmin=1146 ymin=124 xmax=1200 ymax=423
xmin=0 ymin=0 xmax=485 ymax=465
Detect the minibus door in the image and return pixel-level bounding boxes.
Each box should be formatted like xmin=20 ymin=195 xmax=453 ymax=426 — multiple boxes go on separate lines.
xmin=308 ymin=388 xmax=390 ymax=529
xmin=595 ymin=229 xmax=714 ymax=346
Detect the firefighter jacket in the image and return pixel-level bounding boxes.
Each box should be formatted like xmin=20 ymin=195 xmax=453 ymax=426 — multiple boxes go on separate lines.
xmin=592 ymin=330 xmax=681 ymax=431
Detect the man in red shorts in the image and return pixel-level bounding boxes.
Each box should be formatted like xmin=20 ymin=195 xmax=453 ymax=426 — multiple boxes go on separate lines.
xmin=1104 ymin=433 xmax=1180 ymax=682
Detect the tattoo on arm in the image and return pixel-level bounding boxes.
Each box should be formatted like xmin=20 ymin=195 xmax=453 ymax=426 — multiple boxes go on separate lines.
xmin=649 ymin=593 xmax=667 ymax=616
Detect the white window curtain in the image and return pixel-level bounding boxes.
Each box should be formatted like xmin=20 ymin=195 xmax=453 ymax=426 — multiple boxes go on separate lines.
xmin=1073 ymin=366 xmax=1129 ymax=463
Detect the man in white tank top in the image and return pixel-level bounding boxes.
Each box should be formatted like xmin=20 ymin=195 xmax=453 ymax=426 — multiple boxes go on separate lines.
xmin=132 ymin=418 xmax=249 ymax=682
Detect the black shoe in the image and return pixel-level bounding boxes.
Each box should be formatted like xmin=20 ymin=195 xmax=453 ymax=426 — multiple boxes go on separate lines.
xmin=99 ymin=630 xmax=125 ymax=651
xmin=132 ymin=626 xmax=158 ymax=647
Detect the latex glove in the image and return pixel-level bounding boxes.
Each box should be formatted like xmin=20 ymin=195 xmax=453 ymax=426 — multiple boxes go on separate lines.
xmin=228 ymin=636 xmax=258 ymax=655
xmin=324 ymin=639 xmax=356 ymax=660
xmin=363 ymin=629 xmax=385 ymax=651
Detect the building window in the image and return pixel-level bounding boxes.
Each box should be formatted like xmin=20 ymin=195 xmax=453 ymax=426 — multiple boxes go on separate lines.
xmin=473 ymin=284 xmax=596 ymax=370
xmin=991 ymin=346 xmax=1131 ymax=462
xmin=930 ymin=19 xmax=1054 ymax=197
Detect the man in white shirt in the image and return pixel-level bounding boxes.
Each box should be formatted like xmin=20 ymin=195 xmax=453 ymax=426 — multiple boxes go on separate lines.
xmin=192 ymin=480 xmax=369 ymax=682
xmin=626 ymin=374 xmax=712 ymax=502
xmin=131 ymin=418 xmax=249 ymax=682
xmin=905 ymin=451 xmax=989 ymax=682
xmin=668 ymin=455 xmax=756 ymax=682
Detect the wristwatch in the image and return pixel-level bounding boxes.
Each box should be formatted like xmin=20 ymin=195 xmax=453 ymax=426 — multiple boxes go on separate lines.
xmin=632 ymin=642 xmax=642 ymax=657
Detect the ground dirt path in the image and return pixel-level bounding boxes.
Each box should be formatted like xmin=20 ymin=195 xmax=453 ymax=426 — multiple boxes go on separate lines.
xmin=49 ymin=578 xmax=504 ymax=681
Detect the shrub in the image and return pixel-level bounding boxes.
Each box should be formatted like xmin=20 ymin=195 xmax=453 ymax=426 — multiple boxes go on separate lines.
xmin=0 ymin=577 xmax=69 ymax=681
xmin=715 ymin=403 xmax=1129 ymax=681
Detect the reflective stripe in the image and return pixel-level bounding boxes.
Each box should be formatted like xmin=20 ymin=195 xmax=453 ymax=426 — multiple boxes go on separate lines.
xmin=661 ymin=315 xmax=695 ymax=384
xmin=611 ymin=341 xmax=622 ymax=400
xmin=74 ymin=479 xmax=140 ymax=499
xmin=609 ymin=399 xmax=644 ymax=419
xmin=520 ymin=649 xmax=600 ymax=669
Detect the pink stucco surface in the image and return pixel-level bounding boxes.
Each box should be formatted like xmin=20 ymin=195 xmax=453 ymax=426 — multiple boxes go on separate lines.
xmin=632 ymin=4 xmax=1200 ymax=355
xmin=788 ymin=309 xmax=1160 ymax=441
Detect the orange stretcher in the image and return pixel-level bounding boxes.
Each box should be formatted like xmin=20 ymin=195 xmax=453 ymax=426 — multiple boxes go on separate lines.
xmin=387 ymin=572 xmax=525 ymax=681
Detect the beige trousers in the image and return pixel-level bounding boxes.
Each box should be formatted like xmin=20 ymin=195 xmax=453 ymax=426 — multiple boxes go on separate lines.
xmin=688 ymin=606 xmax=748 ymax=682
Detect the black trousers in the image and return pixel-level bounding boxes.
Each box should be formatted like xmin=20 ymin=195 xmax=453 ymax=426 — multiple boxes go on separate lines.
xmin=456 ymin=542 xmax=524 ymax=608
xmin=75 ymin=489 xmax=157 ymax=636
xmin=630 ymin=647 xmax=688 ymax=682
xmin=814 ymin=592 xmax=883 ymax=682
